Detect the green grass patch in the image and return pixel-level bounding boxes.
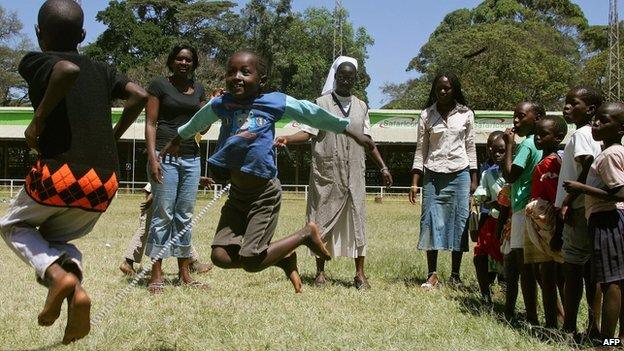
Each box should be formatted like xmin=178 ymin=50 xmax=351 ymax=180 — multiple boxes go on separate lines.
xmin=0 ymin=195 xmax=589 ymax=350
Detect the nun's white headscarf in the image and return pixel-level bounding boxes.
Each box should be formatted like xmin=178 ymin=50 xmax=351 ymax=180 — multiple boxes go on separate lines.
xmin=321 ymin=56 xmax=358 ymax=96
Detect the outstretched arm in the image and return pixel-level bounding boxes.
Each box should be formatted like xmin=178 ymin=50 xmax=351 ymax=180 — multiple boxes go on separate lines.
xmin=26 ymin=60 xmax=80 ymax=152
xmin=564 ymin=181 xmax=624 ymax=202
xmin=161 ymin=101 xmax=220 ymax=157
xmin=284 ymin=96 xmax=374 ymax=151
xmin=274 ymin=131 xmax=312 ymax=147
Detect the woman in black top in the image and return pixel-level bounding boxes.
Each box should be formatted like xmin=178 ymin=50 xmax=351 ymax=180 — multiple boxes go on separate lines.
xmin=145 ymin=45 xmax=208 ymax=293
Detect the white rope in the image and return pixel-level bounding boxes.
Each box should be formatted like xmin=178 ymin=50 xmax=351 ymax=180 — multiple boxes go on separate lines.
xmin=91 ymin=183 xmax=231 ymax=326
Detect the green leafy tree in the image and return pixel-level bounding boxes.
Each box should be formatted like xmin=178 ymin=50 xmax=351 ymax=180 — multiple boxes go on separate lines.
xmin=214 ymin=0 xmax=373 ymax=101
xmin=384 ymin=0 xmax=588 ymax=110
xmin=0 ymin=5 xmax=32 ymax=106
xmin=84 ymin=0 xmax=236 ymax=72
xmin=86 ymin=0 xmax=373 ymax=101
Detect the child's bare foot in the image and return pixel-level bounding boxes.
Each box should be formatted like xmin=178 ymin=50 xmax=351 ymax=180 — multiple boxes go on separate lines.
xmin=276 ymin=252 xmax=302 ymax=293
xmin=62 ymin=283 xmax=91 ymax=345
xmin=302 ymin=223 xmax=331 ymax=261
xmin=119 ymin=259 xmax=135 ymax=276
xmin=38 ymin=264 xmax=79 ymax=327
xmin=314 ymin=272 xmax=327 ymax=288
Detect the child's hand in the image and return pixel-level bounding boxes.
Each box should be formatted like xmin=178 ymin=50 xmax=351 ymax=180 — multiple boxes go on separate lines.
xmin=199 ymin=176 xmax=215 ymax=188
xmin=502 ymin=128 xmax=515 ymax=144
xmin=209 ymin=88 xmax=225 ymax=99
xmin=549 ymin=235 xmax=563 ymax=252
xmin=25 ymin=118 xmax=44 ymax=154
xmin=274 ymin=136 xmax=288 ymax=147
xmin=563 ymin=180 xmax=584 ymax=195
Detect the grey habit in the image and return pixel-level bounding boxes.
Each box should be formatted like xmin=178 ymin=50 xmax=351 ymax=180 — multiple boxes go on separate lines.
xmin=302 ymin=93 xmax=370 ymax=256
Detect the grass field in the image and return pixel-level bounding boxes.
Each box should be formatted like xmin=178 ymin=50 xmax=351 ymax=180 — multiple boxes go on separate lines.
xmin=0 ymin=194 xmax=589 ymax=350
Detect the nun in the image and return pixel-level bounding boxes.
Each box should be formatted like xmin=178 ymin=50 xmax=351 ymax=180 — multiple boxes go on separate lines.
xmin=275 ymin=56 xmax=392 ymax=289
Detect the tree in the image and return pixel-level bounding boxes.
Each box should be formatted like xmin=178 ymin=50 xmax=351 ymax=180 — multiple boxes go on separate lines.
xmin=85 ymin=0 xmax=373 ymax=101
xmin=383 ymin=0 xmax=588 ymax=110
xmin=84 ymin=0 xmax=236 ymax=72
xmin=0 ymin=6 xmax=32 ymax=106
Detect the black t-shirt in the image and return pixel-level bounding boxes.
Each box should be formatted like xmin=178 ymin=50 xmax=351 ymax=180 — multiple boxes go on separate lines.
xmin=18 ymin=51 xmax=129 ymax=174
xmin=147 ymin=76 xmax=205 ymax=156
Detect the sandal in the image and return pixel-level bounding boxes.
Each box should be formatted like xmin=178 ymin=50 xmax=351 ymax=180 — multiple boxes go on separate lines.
xmin=354 ymin=276 xmax=371 ymax=290
xmin=147 ymin=282 xmax=165 ymax=294
xmin=421 ymin=272 xmax=439 ymax=290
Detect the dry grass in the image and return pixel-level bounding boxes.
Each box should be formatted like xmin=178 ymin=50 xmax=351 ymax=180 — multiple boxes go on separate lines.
xmin=0 ymin=194 xmax=587 ymax=350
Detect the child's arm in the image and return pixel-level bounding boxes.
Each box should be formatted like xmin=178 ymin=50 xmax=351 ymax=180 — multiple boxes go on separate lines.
xmin=162 ymin=101 xmax=220 ymax=156
xmin=495 ymin=205 xmax=510 ymax=240
xmin=274 ymin=131 xmax=312 ymax=147
xmin=25 ymin=60 xmax=80 ymax=152
xmin=563 ymin=180 xmax=624 ymax=202
xmin=501 ymin=128 xmax=524 ymax=183
xmin=560 ymin=155 xmax=594 ymax=218
xmin=113 ymin=82 xmax=148 ymax=140
xmin=284 ymin=96 xmax=374 ymax=151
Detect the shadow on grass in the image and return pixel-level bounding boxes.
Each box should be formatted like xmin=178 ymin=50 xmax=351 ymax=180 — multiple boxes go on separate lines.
xmin=300 ymin=273 xmax=356 ymax=289
xmin=12 ymin=341 xmax=63 ymax=351
xmin=449 ymin=291 xmax=597 ymax=350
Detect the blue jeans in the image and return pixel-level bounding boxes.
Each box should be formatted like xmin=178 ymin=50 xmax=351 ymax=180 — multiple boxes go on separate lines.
xmin=146 ymin=153 xmax=200 ymax=259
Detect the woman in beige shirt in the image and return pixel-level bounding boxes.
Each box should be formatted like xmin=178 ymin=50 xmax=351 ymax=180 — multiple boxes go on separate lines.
xmin=408 ymin=72 xmax=478 ymax=289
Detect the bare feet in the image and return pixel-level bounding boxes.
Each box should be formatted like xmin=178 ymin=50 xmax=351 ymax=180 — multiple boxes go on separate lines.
xmin=38 ymin=264 xmax=79 ymax=327
xmin=189 ymin=261 xmax=214 ymax=274
xmin=314 ymin=272 xmax=327 ymax=288
xmin=119 ymin=259 xmax=135 ymax=276
xmin=302 ymin=223 xmax=331 ymax=261
xmin=62 ymin=283 xmax=91 ymax=345
xmin=276 ymin=252 xmax=302 ymax=293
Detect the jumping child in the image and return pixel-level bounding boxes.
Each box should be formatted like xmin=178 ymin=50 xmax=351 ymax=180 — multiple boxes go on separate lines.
xmin=564 ymin=102 xmax=624 ymax=340
xmin=160 ymin=50 xmax=373 ymax=293
xmin=0 ymin=0 xmax=147 ymax=344
xmin=501 ymin=101 xmax=544 ymax=323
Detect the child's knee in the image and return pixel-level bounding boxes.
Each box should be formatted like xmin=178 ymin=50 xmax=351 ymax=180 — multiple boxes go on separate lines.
xmin=210 ymin=248 xmax=229 ymax=268
xmin=240 ymin=257 xmax=262 ymax=273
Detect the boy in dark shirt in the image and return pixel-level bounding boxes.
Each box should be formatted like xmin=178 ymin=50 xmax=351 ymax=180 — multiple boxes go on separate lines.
xmin=0 ymin=0 xmax=147 ymax=344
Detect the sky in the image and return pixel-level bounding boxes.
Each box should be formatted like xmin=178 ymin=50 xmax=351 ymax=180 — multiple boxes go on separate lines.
xmin=0 ymin=0 xmax=617 ymax=108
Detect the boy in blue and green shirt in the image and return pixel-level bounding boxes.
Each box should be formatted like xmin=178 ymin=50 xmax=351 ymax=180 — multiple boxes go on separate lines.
xmin=501 ymin=101 xmax=544 ymax=323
